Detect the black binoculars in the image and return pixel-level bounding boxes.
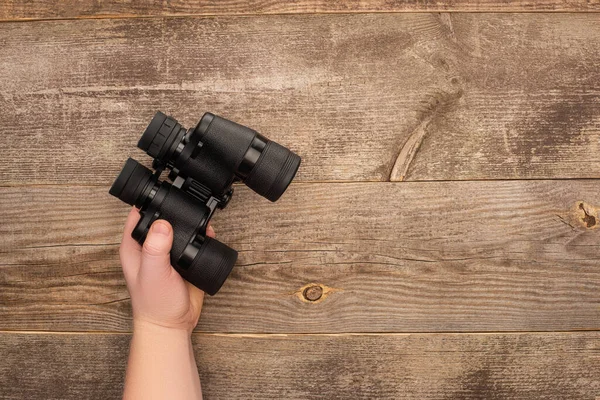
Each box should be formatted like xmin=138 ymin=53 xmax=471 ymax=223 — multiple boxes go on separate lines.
xmin=109 ymin=112 xmax=301 ymax=295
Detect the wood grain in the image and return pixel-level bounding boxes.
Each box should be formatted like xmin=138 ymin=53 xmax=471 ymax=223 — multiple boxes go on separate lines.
xmin=1 ymin=0 xmax=599 ymax=21
xmin=1 ymin=180 xmax=599 ymax=333
xmin=0 ymin=331 xmax=598 ymax=399
xmin=1 ymin=14 xmax=599 ymax=185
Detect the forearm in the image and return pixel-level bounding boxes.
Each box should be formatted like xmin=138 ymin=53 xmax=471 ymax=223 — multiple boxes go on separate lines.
xmin=123 ymin=321 xmax=202 ymax=400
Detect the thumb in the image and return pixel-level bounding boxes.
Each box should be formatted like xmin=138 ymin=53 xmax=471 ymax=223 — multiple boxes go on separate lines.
xmin=141 ymin=220 xmax=174 ymax=277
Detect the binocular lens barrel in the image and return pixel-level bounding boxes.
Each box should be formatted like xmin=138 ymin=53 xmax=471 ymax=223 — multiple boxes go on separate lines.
xmin=138 ymin=112 xmax=300 ymax=201
xmin=181 ymin=236 xmax=238 ymax=296
xmin=244 ymin=138 xmax=301 ymax=202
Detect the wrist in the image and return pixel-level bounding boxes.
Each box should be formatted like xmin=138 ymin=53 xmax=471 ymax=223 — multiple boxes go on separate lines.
xmin=133 ymin=318 xmax=194 ymax=337
xmin=125 ymin=317 xmax=201 ymax=399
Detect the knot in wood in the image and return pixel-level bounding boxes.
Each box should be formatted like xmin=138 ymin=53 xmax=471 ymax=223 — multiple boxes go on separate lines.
xmin=303 ymin=285 xmax=323 ymax=302
xmin=579 ymin=203 xmax=597 ymax=228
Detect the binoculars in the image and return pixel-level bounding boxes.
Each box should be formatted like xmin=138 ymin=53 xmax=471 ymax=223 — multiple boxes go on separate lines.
xmin=109 ymin=111 xmax=301 ymax=295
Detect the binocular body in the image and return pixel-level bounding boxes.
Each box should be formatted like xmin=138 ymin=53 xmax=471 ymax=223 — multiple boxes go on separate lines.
xmin=110 ymin=111 xmax=301 ymax=295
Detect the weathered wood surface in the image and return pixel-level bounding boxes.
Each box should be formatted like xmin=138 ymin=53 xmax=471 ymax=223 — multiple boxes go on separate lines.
xmin=2 ymin=181 xmax=598 ymax=333
xmin=1 ymin=14 xmax=600 ymax=185
xmin=2 ymin=5 xmax=600 ymax=399
xmin=0 ymin=331 xmax=598 ymax=399
xmin=1 ymin=0 xmax=599 ymax=21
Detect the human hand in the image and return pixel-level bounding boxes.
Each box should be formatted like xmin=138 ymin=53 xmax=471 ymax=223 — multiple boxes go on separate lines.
xmin=119 ymin=208 xmax=214 ymax=333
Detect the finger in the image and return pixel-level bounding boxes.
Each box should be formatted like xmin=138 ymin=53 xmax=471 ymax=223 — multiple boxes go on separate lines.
xmin=140 ymin=219 xmax=174 ymax=281
xmin=119 ymin=208 xmax=142 ymax=280
xmin=206 ymin=223 xmax=215 ymax=238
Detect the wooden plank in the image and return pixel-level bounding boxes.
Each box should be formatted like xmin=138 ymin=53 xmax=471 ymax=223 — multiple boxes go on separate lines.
xmin=1 ymin=0 xmax=599 ymax=21
xmin=1 ymin=14 xmax=599 ymax=184
xmin=1 ymin=181 xmax=599 ymax=333
xmin=0 ymin=331 xmax=598 ymax=399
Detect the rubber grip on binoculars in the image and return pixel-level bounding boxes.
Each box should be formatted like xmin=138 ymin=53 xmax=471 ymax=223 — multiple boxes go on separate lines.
xmin=157 ymin=186 xmax=237 ymax=295
xmin=199 ymin=114 xmax=257 ymax=173
xmin=244 ymin=140 xmax=301 ymax=202
xmin=176 ymin=237 xmax=238 ymax=296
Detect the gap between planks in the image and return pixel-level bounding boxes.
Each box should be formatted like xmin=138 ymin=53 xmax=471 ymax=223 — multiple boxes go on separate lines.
xmin=2 ymin=9 xmax=600 ymax=24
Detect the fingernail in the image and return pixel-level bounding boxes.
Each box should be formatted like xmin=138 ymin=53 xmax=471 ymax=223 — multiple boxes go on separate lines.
xmin=152 ymin=221 xmax=171 ymax=236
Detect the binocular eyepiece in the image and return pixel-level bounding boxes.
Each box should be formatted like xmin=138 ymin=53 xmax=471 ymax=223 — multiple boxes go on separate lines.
xmin=110 ymin=111 xmax=301 ymax=295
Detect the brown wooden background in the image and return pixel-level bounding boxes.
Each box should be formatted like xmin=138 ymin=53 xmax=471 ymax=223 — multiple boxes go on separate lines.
xmin=1 ymin=1 xmax=599 ymax=399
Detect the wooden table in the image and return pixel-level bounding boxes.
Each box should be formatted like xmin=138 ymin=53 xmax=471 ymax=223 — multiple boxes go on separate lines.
xmin=1 ymin=1 xmax=599 ymax=399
